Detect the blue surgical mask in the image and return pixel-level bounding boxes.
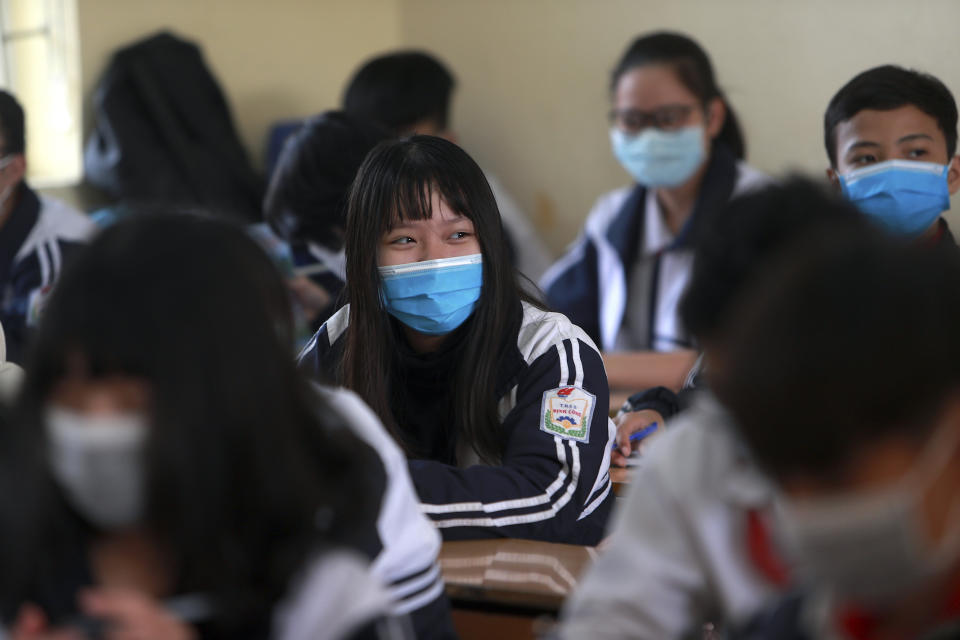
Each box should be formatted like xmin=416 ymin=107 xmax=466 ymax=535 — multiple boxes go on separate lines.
xmin=839 ymin=160 xmax=951 ymax=236
xmin=610 ymin=125 xmax=706 ymax=188
xmin=378 ymin=254 xmax=483 ymax=335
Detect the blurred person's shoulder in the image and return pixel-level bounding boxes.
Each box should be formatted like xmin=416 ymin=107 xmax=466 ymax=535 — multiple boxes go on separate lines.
xmin=641 ymin=393 xmax=772 ymax=506
xmin=36 ymin=194 xmax=94 ymax=241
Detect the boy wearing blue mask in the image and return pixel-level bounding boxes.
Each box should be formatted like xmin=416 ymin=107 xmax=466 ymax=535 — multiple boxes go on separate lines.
xmin=825 ymin=65 xmax=960 ymax=241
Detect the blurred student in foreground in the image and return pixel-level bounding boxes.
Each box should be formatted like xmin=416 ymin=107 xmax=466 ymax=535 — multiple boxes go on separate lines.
xmin=558 ymin=180 xmax=867 ymax=638
xmin=0 ymin=214 xmax=452 ymax=639
xmin=717 ymin=230 xmax=960 ymax=639
xmin=343 ymin=50 xmax=553 ymax=282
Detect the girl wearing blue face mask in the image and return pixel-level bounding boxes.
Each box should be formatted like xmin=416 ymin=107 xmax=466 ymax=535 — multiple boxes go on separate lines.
xmin=298 ymin=135 xmax=616 ymax=545
xmin=541 ymin=32 xmax=769 ymax=399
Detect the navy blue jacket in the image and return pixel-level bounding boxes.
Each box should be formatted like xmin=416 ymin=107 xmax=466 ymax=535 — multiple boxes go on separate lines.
xmin=298 ymin=302 xmax=616 ymax=545
xmin=540 ymin=146 xmax=767 ymax=351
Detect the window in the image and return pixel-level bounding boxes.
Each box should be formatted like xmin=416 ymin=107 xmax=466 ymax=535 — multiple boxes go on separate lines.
xmin=0 ymin=0 xmax=80 ymax=186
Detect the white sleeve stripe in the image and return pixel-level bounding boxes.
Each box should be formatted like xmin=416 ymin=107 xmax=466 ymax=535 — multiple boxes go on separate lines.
xmin=433 ymin=441 xmax=581 ymax=530
xmin=583 ymin=472 xmax=610 ymax=507
xmin=37 ymin=243 xmax=50 ymax=288
xmin=577 ymin=479 xmax=611 ymax=521
xmin=48 ymin=239 xmax=61 ymax=277
xmin=571 ymin=338 xmax=583 ymax=387
xmin=556 ymin=341 xmax=569 ymax=387
xmin=421 ymin=438 xmax=569 ymax=515
xmin=388 ymin=576 xmax=446 ymax=616
xmin=387 ymin=562 xmax=442 ymax=602
xmin=384 ymin=558 xmax=437 ymax=587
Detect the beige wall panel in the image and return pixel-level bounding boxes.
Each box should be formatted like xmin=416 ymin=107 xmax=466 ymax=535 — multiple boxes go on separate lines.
xmin=400 ymin=0 xmax=960 ymax=251
xmin=77 ymin=0 xmax=402 ymax=170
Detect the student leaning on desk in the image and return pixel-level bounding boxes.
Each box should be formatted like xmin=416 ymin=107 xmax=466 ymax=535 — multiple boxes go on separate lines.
xmin=298 ymin=135 xmax=616 ymax=546
xmin=0 ymin=215 xmax=452 ymax=640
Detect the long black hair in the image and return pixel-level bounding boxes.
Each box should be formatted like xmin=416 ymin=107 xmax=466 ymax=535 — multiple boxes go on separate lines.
xmin=341 ymin=135 xmax=537 ymax=464
xmin=0 ymin=214 xmax=378 ymax=629
xmin=611 ymin=31 xmax=745 ymax=160
xmin=264 ymin=111 xmax=389 ymax=250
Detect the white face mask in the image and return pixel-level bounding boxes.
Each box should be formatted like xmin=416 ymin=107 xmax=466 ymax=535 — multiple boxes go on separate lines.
xmin=46 ymin=407 xmax=149 ymax=529
xmin=777 ymin=421 xmax=960 ymax=605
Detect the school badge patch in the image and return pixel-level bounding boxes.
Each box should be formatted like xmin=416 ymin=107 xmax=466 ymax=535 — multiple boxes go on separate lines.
xmin=540 ymin=386 xmax=595 ymax=442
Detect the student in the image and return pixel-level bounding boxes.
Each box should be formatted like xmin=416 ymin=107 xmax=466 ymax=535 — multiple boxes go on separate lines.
xmin=540 ymin=31 xmax=767 ymax=395
xmin=825 ymin=65 xmax=960 ymax=243
xmin=298 ymin=135 xmax=615 ymax=544
xmin=610 ymin=64 xmax=960 ymax=461
xmin=342 ymin=50 xmax=554 ymax=282
xmin=263 ymin=111 xmax=389 ymax=330
xmin=0 ymin=90 xmax=93 ymax=364
xmin=0 ymin=214 xmax=452 ymax=639
xmin=715 ymin=231 xmax=960 ymax=639
xmin=558 ymin=180 xmax=868 ymax=639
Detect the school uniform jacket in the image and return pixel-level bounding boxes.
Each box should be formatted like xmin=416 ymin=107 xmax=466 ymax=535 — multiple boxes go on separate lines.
xmin=298 ymin=302 xmax=617 ymax=545
xmin=0 ymin=387 xmax=447 ymax=640
xmin=317 ymin=386 xmax=454 ymax=639
xmin=540 ymin=146 xmax=768 ymax=352
xmin=0 ymin=183 xmax=93 ymax=363
xmin=559 ymin=393 xmax=784 ymax=639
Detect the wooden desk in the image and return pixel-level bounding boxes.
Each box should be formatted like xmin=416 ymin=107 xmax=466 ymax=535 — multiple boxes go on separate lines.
xmin=609 ymin=466 xmax=633 ymax=497
xmin=439 ymin=538 xmax=597 ymax=612
xmin=440 ymin=539 xmax=598 ymax=640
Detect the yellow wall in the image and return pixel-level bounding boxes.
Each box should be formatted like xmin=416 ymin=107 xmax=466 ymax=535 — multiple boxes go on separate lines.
xmin=400 ymin=0 xmax=960 ymax=251
xmin=77 ymin=0 xmax=402 ymax=170
xmin=71 ymin=0 xmax=960 ymax=246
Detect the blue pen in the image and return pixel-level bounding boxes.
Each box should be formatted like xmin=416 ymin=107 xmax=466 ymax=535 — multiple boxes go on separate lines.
xmin=611 ymin=421 xmax=659 ymax=450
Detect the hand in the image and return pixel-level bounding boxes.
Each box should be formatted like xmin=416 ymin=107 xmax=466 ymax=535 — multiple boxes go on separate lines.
xmin=287 ymin=276 xmax=332 ymax=323
xmin=610 ymin=409 xmax=664 ymax=467
xmin=10 ymin=604 xmax=84 ymax=640
xmin=78 ymin=589 xmax=197 ymax=640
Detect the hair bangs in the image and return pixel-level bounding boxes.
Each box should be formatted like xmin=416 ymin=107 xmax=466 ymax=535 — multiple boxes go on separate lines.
xmin=31 ymin=271 xmax=156 ymax=391
xmin=383 ymin=163 xmax=475 ymax=233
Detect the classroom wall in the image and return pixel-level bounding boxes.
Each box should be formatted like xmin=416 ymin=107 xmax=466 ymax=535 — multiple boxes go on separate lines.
xmin=68 ymin=1 xmax=960 ymax=247
xmin=399 ymin=0 xmax=960 ymax=252
xmin=76 ymin=0 xmax=402 ymax=170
